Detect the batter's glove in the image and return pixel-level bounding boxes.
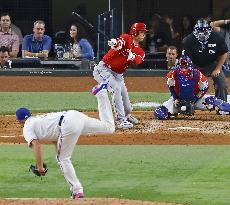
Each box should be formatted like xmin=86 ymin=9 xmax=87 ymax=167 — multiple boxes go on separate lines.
xmin=29 ymin=163 xmax=48 ymax=177
xmin=127 ymin=50 xmax=135 ymax=61
xmin=108 ymin=38 xmax=117 ymax=47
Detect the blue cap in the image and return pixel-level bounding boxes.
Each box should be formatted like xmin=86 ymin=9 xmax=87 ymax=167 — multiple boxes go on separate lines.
xmin=16 ymin=107 xmax=31 ymax=121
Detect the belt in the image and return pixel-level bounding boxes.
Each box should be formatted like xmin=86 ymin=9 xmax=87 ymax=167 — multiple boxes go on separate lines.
xmin=58 ymin=115 xmax=64 ymax=126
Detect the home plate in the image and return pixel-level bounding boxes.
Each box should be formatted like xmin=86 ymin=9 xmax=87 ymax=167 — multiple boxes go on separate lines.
xmin=168 ymin=127 xmax=200 ymax=130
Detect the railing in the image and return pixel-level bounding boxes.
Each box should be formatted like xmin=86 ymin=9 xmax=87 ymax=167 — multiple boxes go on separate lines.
xmin=97 ymin=8 xmax=117 ymax=61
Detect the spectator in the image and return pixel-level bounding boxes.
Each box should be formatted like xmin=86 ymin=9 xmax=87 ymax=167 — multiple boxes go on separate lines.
xmin=166 ymin=46 xmax=178 ymax=70
xmin=0 ymin=46 xmax=11 ymax=69
xmin=65 ymin=23 xmax=94 ymax=60
xmin=146 ymin=14 xmax=172 ymax=53
xmin=164 ymin=15 xmax=180 ymax=40
xmin=0 ymin=13 xmax=19 ymax=58
xmin=180 ymin=15 xmax=194 ymax=40
xmin=183 ymin=18 xmax=228 ymax=102
xmin=11 ymin=23 xmax=23 ymax=45
xmin=22 ymin=20 xmax=52 ymax=58
xmin=210 ymin=19 xmax=230 ymax=69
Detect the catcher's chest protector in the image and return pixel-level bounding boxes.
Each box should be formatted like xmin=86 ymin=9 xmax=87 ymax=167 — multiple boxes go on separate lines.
xmin=176 ymin=70 xmax=197 ymax=101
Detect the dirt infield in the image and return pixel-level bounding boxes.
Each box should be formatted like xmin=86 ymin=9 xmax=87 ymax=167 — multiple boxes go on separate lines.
xmin=0 ymin=198 xmax=183 ymax=205
xmin=1 ymin=76 xmax=229 ymax=205
xmin=0 ymin=75 xmax=230 ymax=145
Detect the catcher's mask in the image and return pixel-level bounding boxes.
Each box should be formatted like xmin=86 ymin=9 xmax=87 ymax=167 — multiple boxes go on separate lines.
xmin=130 ymin=22 xmax=148 ymax=36
xmin=176 ymin=55 xmax=194 ymax=77
xmin=154 ymin=106 xmax=168 ymax=120
xmin=16 ymin=107 xmax=31 ymax=121
xmin=193 ymin=18 xmax=212 ymax=43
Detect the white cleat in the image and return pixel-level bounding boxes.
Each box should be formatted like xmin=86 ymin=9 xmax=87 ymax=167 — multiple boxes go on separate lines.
xmin=126 ymin=114 xmax=139 ymax=124
xmin=117 ymin=120 xmax=133 ymax=129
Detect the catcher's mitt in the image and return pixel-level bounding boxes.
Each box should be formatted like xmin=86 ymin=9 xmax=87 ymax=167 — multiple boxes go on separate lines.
xmin=177 ymin=100 xmax=195 ymax=116
xmin=29 ymin=163 xmax=48 ymax=176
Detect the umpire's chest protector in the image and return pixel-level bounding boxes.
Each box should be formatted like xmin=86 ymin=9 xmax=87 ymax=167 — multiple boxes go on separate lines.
xmin=176 ymin=70 xmax=198 ymax=101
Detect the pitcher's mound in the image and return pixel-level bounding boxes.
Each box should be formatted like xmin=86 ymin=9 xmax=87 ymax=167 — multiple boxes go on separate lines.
xmin=0 ymin=198 xmax=184 ymax=205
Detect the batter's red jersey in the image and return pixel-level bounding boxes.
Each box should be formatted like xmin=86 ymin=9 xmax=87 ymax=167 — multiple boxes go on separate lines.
xmin=102 ymin=33 xmax=145 ymax=74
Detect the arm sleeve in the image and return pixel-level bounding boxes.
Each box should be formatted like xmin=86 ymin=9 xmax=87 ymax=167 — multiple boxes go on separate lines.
xmin=23 ymin=123 xmax=38 ymax=147
xmin=130 ymin=49 xmax=145 ymax=65
xmin=12 ymin=34 xmax=19 ymax=52
xmin=79 ymin=39 xmax=94 ymax=60
xmin=167 ymin=71 xmax=178 ymax=100
xmin=42 ymin=36 xmax=52 ymax=51
xmin=22 ymin=36 xmax=29 ymax=50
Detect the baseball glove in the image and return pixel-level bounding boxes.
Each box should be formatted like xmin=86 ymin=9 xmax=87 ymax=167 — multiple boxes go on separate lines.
xmin=177 ymin=100 xmax=195 ymax=116
xmin=29 ymin=163 xmax=48 ymax=177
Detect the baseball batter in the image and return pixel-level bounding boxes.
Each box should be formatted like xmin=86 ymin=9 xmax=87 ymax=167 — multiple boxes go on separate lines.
xmin=15 ymin=83 xmax=114 ymax=199
xmin=93 ymin=22 xmax=147 ymax=129
xmin=154 ymin=55 xmax=209 ymax=119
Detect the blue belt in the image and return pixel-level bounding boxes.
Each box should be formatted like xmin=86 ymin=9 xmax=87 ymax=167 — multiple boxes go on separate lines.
xmin=58 ymin=115 xmax=64 ymax=126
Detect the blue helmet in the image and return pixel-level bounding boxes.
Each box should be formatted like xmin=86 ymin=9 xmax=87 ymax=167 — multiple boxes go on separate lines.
xmin=16 ymin=107 xmax=31 ymax=121
xmin=175 ymin=55 xmax=194 ymax=80
xmin=154 ymin=106 xmax=168 ymax=120
xmin=193 ymin=18 xmax=212 ymax=43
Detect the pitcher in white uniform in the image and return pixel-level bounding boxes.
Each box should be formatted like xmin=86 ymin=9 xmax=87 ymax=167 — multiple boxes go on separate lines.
xmin=15 ymin=83 xmax=114 ymax=199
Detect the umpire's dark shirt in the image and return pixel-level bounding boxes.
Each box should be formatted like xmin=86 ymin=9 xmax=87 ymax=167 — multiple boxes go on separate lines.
xmin=182 ymin=32 xmax=228 ymax=67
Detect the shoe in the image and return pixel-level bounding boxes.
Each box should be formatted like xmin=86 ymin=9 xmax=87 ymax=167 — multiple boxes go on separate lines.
xmin=91 ymin=82 xmax=107 ymax=95
xmin=126 ymin=114 xmax=139 ymax=124
xmin=72 ymin=192 xmax=84 ymax=199
xmin=117 ymin=120 xmax=133 ymax=129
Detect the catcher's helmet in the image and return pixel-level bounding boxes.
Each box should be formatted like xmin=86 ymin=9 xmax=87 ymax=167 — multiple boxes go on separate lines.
xmin=130 ymin=23 xmax=148 ymax=36
xmin=154 ymin=106 xmax=168 ymax=120
xmin=176 ymin=55 xmax=194 ymax=78
xmin=16 ymin=107 xmax=31 ymax=121
xmin=193 ymin=18 xmax=212 ymax=43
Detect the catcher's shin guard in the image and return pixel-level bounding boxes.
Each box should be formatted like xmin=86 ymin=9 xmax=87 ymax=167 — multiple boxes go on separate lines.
xmin=205 ymin=96 xmax=230 ymax=113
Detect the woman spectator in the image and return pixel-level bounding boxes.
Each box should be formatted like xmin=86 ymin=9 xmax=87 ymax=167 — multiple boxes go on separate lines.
xmin=66 ymin=23 xmax=94 ymax=60
xmin=180 ymin=15 xmax=194 ymax=40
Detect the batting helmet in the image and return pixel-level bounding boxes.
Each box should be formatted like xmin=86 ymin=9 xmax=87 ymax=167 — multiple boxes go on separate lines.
xmin=130 ymin=23 xmax=148 ymax=36
xmin=193 ymin=18 xmax=212 ymax=43
xmin=16 ymin=107 xmax=31 ymax=121
xmin=154 ymin=106 xmax=169 ymax=120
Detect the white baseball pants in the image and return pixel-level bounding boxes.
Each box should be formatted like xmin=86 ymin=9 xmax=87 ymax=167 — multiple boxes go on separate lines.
xmin=56 ymin=90 xmax=115 ymax=195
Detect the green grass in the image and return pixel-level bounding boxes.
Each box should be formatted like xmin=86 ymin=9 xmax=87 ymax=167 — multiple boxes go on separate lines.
xmin=1 ymin=145 xmax=230 ymax=205
xmin=0 ymin=92 xmax=169 ymax=114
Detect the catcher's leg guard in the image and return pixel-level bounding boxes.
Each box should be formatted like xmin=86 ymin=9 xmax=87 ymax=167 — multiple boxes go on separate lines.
xmin=205 ymin=96 xmax=230 ymax=113
xmin=154 ymin=106 xmax=169 ymax=120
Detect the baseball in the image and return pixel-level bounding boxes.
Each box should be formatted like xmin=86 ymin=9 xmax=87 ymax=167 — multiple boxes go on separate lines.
xmin=181 ymin=106 xmax=186 ymax=111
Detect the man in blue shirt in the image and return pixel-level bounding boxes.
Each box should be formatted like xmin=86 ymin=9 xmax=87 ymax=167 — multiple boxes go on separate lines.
xmin=22 ymin=20 xmax=52 ymax=58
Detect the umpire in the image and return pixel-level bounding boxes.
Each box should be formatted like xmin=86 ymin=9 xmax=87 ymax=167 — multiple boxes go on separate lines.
xmin=183 ymin=18 xmax=228 ymax=101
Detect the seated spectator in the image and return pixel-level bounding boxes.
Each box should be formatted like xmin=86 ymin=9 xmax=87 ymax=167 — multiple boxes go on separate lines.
xmin=0 ymin=13 xmax=19 ymax=58
xmin=22 ymin=20 xmax=52 ymax=58
xmin=210 ymin=19 xmax=230 ymax=69
xmin=11 ymin=23 xmax=23 ymax=45
xmin=65 ymin=23 xmax=94 ymax=60
xmin=146 ymin=14 xmax=172 ymax=53
xmin=0 ymin=46 xmax=11 ymax=69
xmin=180 ymin=15 xmax=194 ymax=40
xmin=166 ymin=46 xmax=178 ymax=70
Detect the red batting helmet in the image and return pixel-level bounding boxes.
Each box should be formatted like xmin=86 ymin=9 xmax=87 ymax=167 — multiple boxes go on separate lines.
xmin=130 ymin=23 xmax=148 ymax=36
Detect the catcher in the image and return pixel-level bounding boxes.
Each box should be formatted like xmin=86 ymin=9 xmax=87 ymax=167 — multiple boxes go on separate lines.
xmin=15 ymin=82 xmax=115 ymax=199
xmin=154 ymin=54 xmax=230 ymax=119
xmin=154 ymin=54 xmax=209 ymax=119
